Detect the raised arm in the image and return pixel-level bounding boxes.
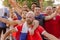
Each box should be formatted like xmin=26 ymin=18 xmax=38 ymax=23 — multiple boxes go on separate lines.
xmin=45 ymin=11 xmax=57 ymax=20
xmin=0 ymin=17 xmax=19 ymax=26
xmin=33 ymin=20 xmax=39 ymax=30
xmin=29 ymin=20 xmax=39 ymax=35
xmin=2 ymin=28 xmax=16 ymax=40
xmin=45 ymin=7 xmax=59 ymax=20
xmin=8 ymin=0 xmax=22 ymax=16
xmin=39 ymin=0 xmax=43 ymax=12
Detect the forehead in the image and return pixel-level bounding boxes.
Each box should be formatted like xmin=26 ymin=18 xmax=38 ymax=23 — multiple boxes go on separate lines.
xmin=34 ymin=7 xmax=40 ymax=10
xmin=26 ymin=13 xmax=35 ymax=18
xmin=26 ymin=14 xmax=32 ymax=17
xmin=32 ymin=4 xmax=36 ymax=6
xmin=23 ymin=5 xmax=28 ymax=8
xmin=46 ymin=7 xmax=52 ymax=10
xmin=22 ymin=11 xmax=27 ymax=13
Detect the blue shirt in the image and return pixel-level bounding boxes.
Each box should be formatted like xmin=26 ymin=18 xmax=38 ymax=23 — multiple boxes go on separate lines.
xmin=14 ymin=11 xmax=22 ymax=20
xmin=35 ymin=14 xmax=45 ymax=26
xmin=0 ymin=16 xmax=8 ymax=28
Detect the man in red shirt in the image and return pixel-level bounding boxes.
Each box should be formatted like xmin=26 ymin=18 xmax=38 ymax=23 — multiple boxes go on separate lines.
xmin=44 ymin=6 xmax=60 ymax=38
xmin=2 ymin=11 xmax=59 ymax=40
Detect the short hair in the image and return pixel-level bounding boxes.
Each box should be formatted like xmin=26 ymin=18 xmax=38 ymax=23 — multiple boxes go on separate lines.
xmin=34 ymin=6 xmax=41 ymax=10
xmin=32 ymin=2 xmax=37 ymax=5
xmin=26 ymin=11 xmax=35 ymax=17
xmin=35 ymin=5 xmax=40 ymax=8
xmin=53 ymin=7 xmax=56 ymax=8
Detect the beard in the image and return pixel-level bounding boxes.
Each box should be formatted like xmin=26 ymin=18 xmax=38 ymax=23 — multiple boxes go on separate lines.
xmin=26 ymin=19 xmax=33 ymax=25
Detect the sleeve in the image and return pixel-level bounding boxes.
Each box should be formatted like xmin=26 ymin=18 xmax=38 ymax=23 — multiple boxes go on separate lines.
xmin=37 ymin=26 xmax=45 ymax=34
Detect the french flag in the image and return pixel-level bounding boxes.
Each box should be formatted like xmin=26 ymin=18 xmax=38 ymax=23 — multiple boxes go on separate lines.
xmin=19 ymin=22 xmax=29 ymax=40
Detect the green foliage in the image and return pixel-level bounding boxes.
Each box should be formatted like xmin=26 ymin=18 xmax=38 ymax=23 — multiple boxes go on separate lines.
xmin=3 ymin=0 xmax=39 ymax=8
xmin=3 ymin=0 xmax=54 ymax=9
xmin=3 ymin=0 xmax=8 ymax=6
xmin=43 ymin=0 xmax=54 ymax=10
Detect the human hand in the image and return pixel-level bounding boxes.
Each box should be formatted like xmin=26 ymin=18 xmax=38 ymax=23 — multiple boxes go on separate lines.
xmin=29 ymin=29 xmax=34 ymax=35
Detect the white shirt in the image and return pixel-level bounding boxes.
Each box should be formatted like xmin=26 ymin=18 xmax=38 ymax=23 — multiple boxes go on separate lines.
xmin=21 ymin=22 xmax=29 ymax=33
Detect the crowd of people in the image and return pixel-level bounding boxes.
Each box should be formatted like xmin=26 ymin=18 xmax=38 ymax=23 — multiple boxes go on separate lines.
xmin=0 ymin=0 xmax=60 ymax=40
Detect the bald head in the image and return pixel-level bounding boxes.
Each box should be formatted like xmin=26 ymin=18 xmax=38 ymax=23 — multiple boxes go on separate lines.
xmin=45 ymin=6 xmax=53 ymax=14
xmin=46 ymin=6 xmax=52 ymax=10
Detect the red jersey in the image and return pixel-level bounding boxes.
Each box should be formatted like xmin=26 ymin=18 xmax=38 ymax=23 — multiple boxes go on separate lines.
xmin=44 ymin=14 xmax=60 ymax=38
xmin=15 ymin=24 xmax=45 ymax=40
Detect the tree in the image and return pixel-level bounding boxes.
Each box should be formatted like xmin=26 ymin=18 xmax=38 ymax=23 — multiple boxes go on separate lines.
xmin=4 ymin=0 xmax=54 ymax=10
xmin=3 ymin=0 xmax=39 ymax=9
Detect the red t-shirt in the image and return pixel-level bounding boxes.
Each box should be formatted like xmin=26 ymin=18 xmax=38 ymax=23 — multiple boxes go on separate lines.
xmin=27 ymin=26 xmax=45 ymax=40
xmin=44 ymin=14 xmax=60 ymax=38
xmin=15 ymin=24 xmax=45 ymax=40
xmin=57 ymin=15 xmax=60 ymax=37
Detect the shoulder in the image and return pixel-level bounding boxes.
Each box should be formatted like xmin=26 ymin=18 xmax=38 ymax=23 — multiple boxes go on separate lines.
xmin=37 ymin=25 xmax=44 ymax=31
xmin=37 ymin=25 xmax=44 ymax=29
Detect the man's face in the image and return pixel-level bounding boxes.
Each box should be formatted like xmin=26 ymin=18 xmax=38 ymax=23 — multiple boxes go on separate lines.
xmin=31 ymin=4 xmax=36 ymax=11
xmin=34 ymin=7 xmax=40 ymax=16
xmin=26 ymin=13 xmax=34 ymax=25
xmin=22 ymin=5 xmax=28 ymax=11
xmin=46 ymin=7 xmax=53 ymax=14
xmin=53 ymin=7 xmax=56 ymax=12
xmin=22 ymin=11 xmax=27 ymax=19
